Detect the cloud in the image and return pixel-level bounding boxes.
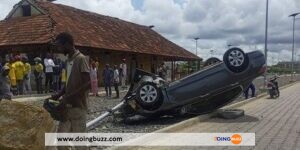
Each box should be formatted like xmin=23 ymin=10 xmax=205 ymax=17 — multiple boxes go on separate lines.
xmin=0 ymin=0 xmax=20 ymax=19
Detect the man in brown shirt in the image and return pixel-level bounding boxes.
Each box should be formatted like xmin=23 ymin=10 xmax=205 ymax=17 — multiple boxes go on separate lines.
xmin=51 ymin=32 xmax=90 ymax=150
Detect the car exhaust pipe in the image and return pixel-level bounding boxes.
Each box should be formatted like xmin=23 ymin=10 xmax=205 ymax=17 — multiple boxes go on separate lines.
xmin=86 ymin=101 xmax=125 ymax=130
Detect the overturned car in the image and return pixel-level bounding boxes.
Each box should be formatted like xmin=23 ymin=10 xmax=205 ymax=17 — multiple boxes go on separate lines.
xmin=87 ymin=48 xmax=266 ymax=128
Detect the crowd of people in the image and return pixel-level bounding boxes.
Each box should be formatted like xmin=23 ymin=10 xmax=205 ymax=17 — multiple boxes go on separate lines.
xmin=0 ymin=53 xmax=130 ymax=100
xmin=89 ymin=58 xmax=128 ymax=98
xmin=0 ymin=55 xmax=32 ymax=98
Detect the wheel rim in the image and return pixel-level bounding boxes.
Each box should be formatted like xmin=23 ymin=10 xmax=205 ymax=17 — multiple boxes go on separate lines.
xmin=228 ymin=50 xmax=244 ymax=67
xmin=139 ymin=84 xmax=158 ymax=103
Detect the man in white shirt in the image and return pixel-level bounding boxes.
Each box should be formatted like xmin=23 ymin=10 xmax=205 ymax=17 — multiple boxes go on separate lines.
xmin=44 ymin=53 xmax=55 ymax=93
xmin=119 ymin=58 xmax=127 ymax=89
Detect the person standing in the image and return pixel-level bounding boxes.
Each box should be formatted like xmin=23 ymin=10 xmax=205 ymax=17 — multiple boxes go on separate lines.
xmin=51 ymin=32 xmax=90 ymax=150
xmin=103 ymin=64 xmax=113 ymax=98
xmin=113 ymin=65 xmax=120 ymax=98
xmin=6 ymin=57 xmax=17 ymax=95
xmin=95 ymin=59 xmax=100 ymax=70
xmin=158 ymin=63 xmax=167 ymax=80
xmin=23 ymin=56 xmax=32 ymax=94
xmin=151 ymin=64 xmax=156 ymax=74
xmin=175 ymin=63 xmax=180 ymax=80
xmin=44 ymin=53 xmax=55 ymax=93
xmin=34 ymin=57 xmax=44 ymax=94
xmin=90 ymin=62 xmax=99 ymax=97
xmin=4 ymin=57 xmax=17 ymax=95
xmin=53 ymin=58 xmax=63 ymax=92
xmin=0 ymin=66 xmax=13 ymax=101
xmin=13 ymin=55 xmax=25 ymax=95
xmin=119 ymin=59 xmax=127 ymax=89
xmin=244 ymin=82 xmax=256 ymax=99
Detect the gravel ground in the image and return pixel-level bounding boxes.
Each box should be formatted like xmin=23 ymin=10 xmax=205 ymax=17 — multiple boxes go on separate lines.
xmin=23 ymin=91 xmax=250 ymax=134
xmin=24 ymin=92 xmax=193 ymax=134
xmin=26 ymin=92 xmax=194 ymax=150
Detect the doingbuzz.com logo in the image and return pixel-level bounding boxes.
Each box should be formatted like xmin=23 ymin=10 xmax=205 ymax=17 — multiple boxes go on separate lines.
xmin=214 ymin=134 xmax=242 ymax=145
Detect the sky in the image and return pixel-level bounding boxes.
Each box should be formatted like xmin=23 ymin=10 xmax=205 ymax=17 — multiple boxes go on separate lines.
xmin=1 ymin=0 xmax=300 ymax=64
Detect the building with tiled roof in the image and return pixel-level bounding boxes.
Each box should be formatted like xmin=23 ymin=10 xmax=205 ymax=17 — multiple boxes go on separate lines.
xmin=0 ymin=0 xmax=201 ymax=80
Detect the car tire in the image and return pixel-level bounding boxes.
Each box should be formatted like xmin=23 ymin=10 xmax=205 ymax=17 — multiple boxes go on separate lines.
xmin=136 ymin=82 xmax=163 ymax=110
xmin=223 ymin=48 xmax=249 ymax=73
xmin=203 ymin=57 xmax=222 ymax=67
xmin=217 ymin=109 xmax=244 ymax=119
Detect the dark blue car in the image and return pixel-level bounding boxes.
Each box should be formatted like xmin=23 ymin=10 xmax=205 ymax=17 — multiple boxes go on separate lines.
xmin=121 ymin=48 xmax=266 ymax=117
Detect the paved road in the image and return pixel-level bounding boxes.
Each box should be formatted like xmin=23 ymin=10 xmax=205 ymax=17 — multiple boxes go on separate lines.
xmin=121 ymin=82 xmax=300 ymax=150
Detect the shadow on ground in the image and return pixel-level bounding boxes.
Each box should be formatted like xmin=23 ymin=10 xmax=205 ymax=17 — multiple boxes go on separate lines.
xmin=121 ymin=115 xmax=195 ymax=126
xmin=208 ymin=115 xmax=259 ymax=123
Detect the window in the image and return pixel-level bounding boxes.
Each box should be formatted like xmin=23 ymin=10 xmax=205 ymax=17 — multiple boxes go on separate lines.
xmin=22 ymin=5 xmax=31 ymax=16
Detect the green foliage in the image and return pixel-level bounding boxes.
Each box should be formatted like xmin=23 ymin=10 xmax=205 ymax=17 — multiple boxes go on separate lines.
xmin=267 ymin=66 xmax=299 ymax=75
xmin=177 ymin=61 xmax=200 ymax=74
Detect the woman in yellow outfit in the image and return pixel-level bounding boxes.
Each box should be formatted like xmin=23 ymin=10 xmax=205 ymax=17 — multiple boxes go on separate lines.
xmin=13 ymin=55 xmax=25 ymax=95
xmin=34 ymin=57 xmax=44 ymax=94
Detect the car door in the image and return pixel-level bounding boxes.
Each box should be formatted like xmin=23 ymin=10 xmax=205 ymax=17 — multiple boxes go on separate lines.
xmin=166 ymin=63 xmax=234 ymax=105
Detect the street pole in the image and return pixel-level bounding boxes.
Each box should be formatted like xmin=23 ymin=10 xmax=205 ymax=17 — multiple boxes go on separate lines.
xmin=196 ymin=40 xmax=198 ymax=56
xmin=289 ymin=13 xmax=300 ymax=81
xmin=194 ymin=37 xmax=200 ymax=70
xmin=194 ymin=37 xmax=200 ymax=56
xmin=264 ymin=0 xmax=269 ymax=88
xmin=292 ymin=16 xmax=295 ymax=81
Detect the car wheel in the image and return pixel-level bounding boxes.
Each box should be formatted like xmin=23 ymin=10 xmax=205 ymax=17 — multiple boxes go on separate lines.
xmin=203 ymin=57 xmax=222 ymax=67
xmin=217 ymin=109 xmax=245 ymax=119
xmin=223 ymin=48 xmax=249 ymax=73
xmin=136 ymin=82 xmax=162 ymax=110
